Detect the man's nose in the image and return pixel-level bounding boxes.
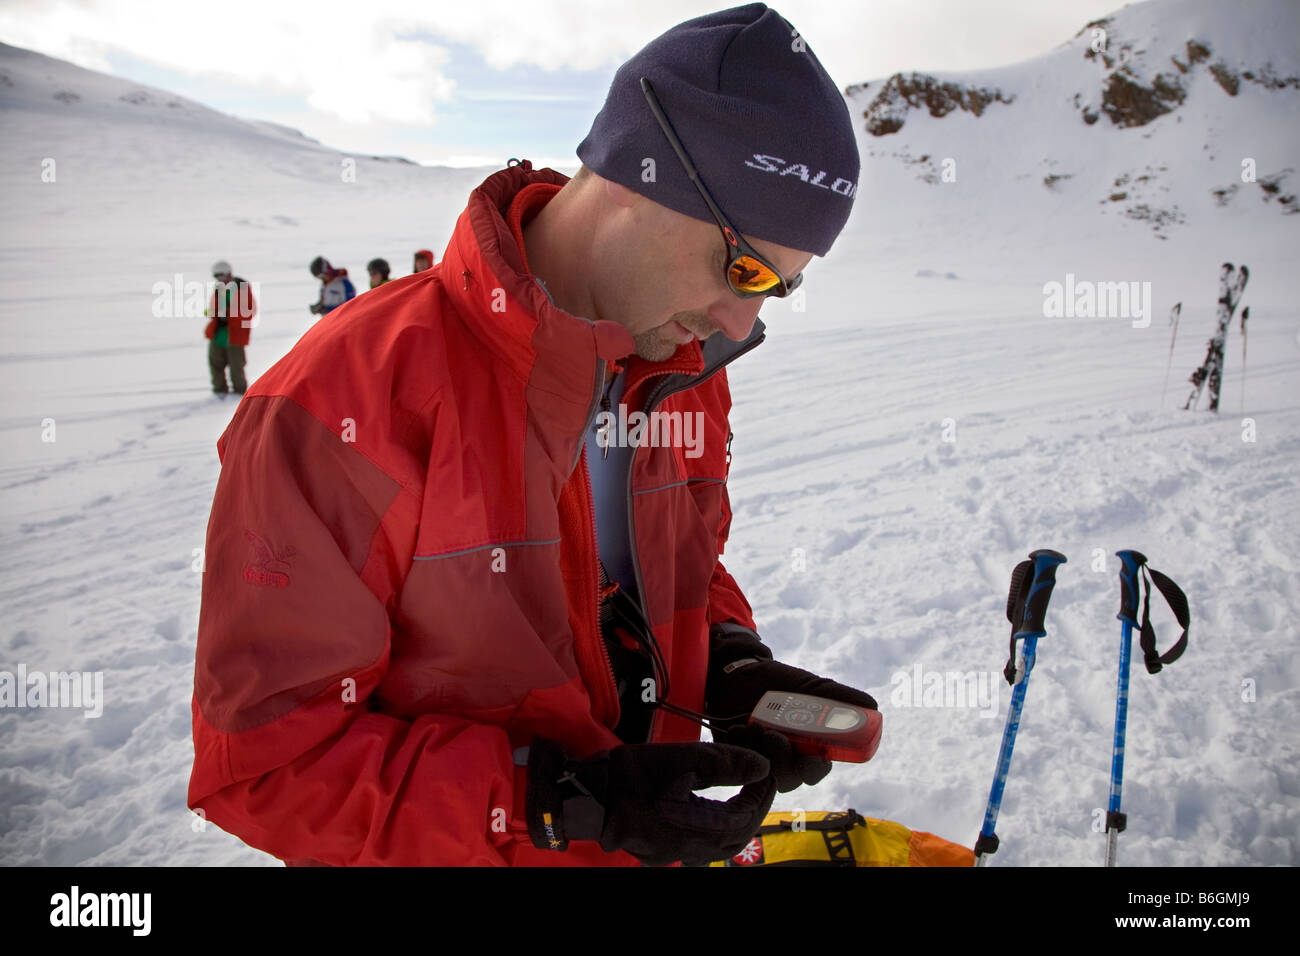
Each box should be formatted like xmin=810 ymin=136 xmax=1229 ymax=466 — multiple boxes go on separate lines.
xmin=708 ymin=295 xmax=765 ymax=341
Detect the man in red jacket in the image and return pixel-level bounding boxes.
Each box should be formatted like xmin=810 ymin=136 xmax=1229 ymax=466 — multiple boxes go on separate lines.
xmin=189 ymin=3 xmax=873 ymax=867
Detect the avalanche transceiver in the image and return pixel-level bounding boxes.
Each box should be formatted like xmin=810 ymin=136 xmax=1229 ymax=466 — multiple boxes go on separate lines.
xmin=747 ymin=691 xmax=883 ymax=763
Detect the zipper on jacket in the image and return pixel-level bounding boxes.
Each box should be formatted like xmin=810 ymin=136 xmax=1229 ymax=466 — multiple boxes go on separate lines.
xmin=565 ymin=354 xmax=623 ymax=732
xmin=569 ymin=355 xmax=608 ymax=475
xmin=580 ymin=392 xmax=620 ymax=729
xmin=618 ymin=363 xmax=685 ymax=744
xmin=623 ymin=330 xmax=767 ymax=743
xmin=596 ymin=368 xmax=619 ymax=460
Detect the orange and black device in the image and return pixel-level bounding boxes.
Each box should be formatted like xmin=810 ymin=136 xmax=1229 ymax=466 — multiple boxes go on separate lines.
xmin=747 ymin=691 xmax=883 ymax=763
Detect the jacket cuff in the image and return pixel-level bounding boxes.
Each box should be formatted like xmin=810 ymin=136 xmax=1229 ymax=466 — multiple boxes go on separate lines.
xmin=524 ymin=738 xmax=573 ymax=851
xmin=705 ymin=621 xmax=773 ymax=713
xmin=707 ymin=621 xmax=773 ymax=673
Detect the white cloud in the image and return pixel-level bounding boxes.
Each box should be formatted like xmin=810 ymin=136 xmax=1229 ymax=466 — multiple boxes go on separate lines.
xmin=0 ymin=0 xmax=1123 ymax=127
xmin=0 ymin=0 xmax=460 ymax=124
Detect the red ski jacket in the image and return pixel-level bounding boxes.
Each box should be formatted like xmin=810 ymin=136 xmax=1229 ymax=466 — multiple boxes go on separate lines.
xmin=187 ymin=161 xmax=767 ymax=866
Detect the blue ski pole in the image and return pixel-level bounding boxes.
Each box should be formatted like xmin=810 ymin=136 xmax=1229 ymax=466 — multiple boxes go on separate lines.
xmin=1106 ymin=550 xmax=1189 ymax=866
xmin=1105 ymin=550 xmax=1142 ymax=867
xmin=974 ymin=549 xmax=1067 ymax=866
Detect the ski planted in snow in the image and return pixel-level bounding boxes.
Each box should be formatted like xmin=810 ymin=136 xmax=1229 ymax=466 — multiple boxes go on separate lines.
xmin=1239 ymin=306 xmax=1250 ymax=415
xmin=1160 ymin=302 xmax=1181 ymax=408
xmin=1184 ymin=263 xmax=1248 ymax=412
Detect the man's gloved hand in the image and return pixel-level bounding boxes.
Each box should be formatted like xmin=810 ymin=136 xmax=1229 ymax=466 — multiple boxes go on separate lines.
xmin=526 ymin=737 xmax=777 ymax=867
xmin=716 ymin=722 xmax=834 ymax=793
xmin=706 ymin=632 xmax=878 ymax=793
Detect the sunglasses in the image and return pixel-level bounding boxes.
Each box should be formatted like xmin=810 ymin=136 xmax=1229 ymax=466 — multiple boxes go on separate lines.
xmin=640 ymin=76 xmax=803 ymax=299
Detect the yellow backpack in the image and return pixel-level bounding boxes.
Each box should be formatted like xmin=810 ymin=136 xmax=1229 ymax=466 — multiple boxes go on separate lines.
xmin=707 ymin=809 xmax=974 ymax=867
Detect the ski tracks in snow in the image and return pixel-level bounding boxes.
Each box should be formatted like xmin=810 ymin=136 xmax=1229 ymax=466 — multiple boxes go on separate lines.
xmin=0 ymin=392 xmax=273 ymax=865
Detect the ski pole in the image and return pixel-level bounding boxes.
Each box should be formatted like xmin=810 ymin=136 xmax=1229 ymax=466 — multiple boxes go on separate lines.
xmin=1106 ymin=550 xmax=1141 ymax=867
xmin=974 ymin=548 xmax=1067 ymax=866
xmin=1160 ymin=302 xmax=1181 ymax=408
xmin=1240 ymin=306 xmax=1249 ymax=415
xmin=1106 ymin=550 xmax=1190 ymax=866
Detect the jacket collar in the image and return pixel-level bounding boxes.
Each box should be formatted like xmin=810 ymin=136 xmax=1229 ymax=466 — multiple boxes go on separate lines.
xmin=438 ymin=161 xmax=765 ymax=412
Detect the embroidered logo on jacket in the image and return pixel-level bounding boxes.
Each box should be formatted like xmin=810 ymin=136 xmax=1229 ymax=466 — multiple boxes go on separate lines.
xmin=242 ymin=530 xmax=296 ymax=588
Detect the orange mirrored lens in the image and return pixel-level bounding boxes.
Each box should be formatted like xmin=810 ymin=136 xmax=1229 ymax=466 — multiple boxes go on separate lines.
xmin=729 ymin=255 xmax=781 ymax=293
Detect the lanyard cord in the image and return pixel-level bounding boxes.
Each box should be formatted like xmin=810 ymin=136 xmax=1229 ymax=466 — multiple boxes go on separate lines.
xmin=654 ymin=699 xmax=750 ymax=732
xmin=600 ymin=561 xmax=751 ymax=734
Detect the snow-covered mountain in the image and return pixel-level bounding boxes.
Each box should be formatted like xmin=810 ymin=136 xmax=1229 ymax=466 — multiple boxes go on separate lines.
xmin=0 ymin=39 xmax=424 ymax=164
xmin=0 ymin=0 xmax=1296 ymax=868
xmin=840 ymin=0 xmax=1297 ymax=284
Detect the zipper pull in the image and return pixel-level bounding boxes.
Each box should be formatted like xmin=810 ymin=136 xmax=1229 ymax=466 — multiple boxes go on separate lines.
xmin=598 ymin=382 xmax=613 ymax=460
xmin=597 ymin=362 xmax=623 ymax=461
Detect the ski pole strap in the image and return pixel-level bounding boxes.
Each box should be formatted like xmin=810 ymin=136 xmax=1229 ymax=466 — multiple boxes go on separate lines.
xmin=1139 ymin=567 xmax=1189 ymax=674
xmin=1116 ymin=550 xmax=1189 ymax=675
xmin=1002 ymin=550 xmax=1067 ymax=684
xmin=1003 ymin=560 xmax=1032 ymax=685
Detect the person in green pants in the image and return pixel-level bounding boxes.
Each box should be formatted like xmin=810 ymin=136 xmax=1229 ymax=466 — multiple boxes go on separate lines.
xmin=204 ymin=260 xmax=258 ymax=395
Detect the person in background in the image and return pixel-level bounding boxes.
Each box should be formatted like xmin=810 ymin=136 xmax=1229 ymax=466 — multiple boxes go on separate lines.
xmin=309 ymin=256 xmax=356 ymax=315
xmin=367 ymin=258 xmax=392 ymax=289
xmin=412 ymin=249 xmax=434 ymax=274
xmin=205 ymin=259 xmax=257 ymax=396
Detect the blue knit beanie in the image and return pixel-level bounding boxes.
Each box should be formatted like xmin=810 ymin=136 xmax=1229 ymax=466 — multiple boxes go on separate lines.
xmin=576 ymin=3 xmax=859 ymax=257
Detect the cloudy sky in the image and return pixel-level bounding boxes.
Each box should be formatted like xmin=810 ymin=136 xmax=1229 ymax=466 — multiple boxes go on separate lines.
xmin=0 ymin=0 xmax=1121 ymax=166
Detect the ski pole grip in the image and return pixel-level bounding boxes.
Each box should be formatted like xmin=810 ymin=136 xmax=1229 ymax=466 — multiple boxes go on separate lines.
xmin=1115 ymin=549 xmax=1147 ymax=628
xmin=1014 ymin=549 xmax=1067 ymax=639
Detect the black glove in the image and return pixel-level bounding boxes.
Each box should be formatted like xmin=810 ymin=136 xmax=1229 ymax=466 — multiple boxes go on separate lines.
xmin=705 ymin=623 xmax=878 ymax=792
xmin=717 ymin=722 xmax=834 ymax=793
xmin=526 ymin=737 xmax=777 ymax=867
